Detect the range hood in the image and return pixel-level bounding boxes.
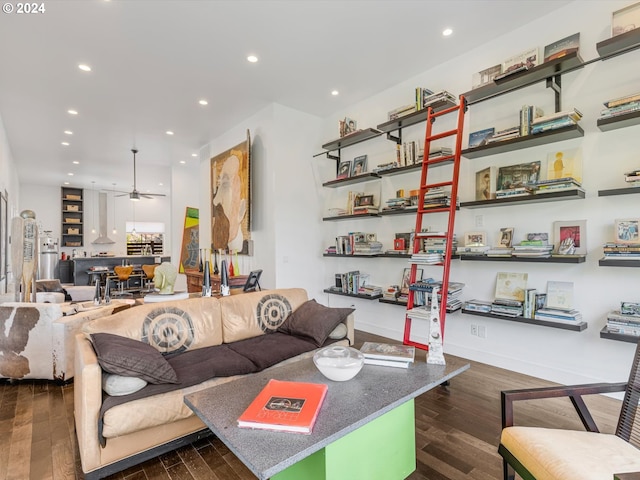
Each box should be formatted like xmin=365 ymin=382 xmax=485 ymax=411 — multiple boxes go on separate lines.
xmin=92 ymin=192 xmax=115 ymax=244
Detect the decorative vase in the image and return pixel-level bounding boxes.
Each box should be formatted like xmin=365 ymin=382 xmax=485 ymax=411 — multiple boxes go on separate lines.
xmin=220 ymin=259 xmax=230 ymax=296
xmin=202 ymin=260 xmax=212 ymax=297
xmin=213 ymin=249 xmax=219 ymax=275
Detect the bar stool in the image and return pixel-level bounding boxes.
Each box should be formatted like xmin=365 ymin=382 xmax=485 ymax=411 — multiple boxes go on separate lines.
xmin=112 ymin=266 xmax=134 ymax=297
xmin=141 ymin=264 xmax=157 ymax=293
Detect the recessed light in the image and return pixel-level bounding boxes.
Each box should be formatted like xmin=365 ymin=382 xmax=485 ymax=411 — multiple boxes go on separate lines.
xmin=442 ymin=28 xmax=453 ymax=37
xmin=179 ymin=160 xmax=186 ymax=164
xmin=166 ymin=130 xmax=174 ymax=135
xmin=61 ymin=142 xmax=70 ymax=146
xmin=64 ymin=130 xmax=73 ymax=135
xmin=198 ymin=99 xmax=208 ymax=106
xmin=78 ymin=64 xmax=92 ymax=72
xmin=159 ymin=183 xmax=164 ymax=186
xmin=191 ymin=153 xmax=198 ymax=157
xmin=247 ymin=55 xmax=258 ymax=63
xmin=68 ymin=109 xmax=78 ymax=115
xmin=331 ymin=90 xmax=339 ymax=96
xmin=68 ymin=173 xmax=74 ymax=176
xmin=72 ymin=161 xmax=79 ymax=164
xmin=64 ymin=182 xmax=70 ymax=185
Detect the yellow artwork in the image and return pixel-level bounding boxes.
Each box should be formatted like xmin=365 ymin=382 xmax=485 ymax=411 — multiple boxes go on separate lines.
xmin=546 ymin=148 xmax=582 ymax=183
xmin=179 ymin=207 xmax=199 ymax=273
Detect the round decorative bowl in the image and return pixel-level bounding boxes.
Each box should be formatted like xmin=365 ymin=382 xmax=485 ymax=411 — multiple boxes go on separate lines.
xmin=313 ymin=345 xmax=364 ymax=382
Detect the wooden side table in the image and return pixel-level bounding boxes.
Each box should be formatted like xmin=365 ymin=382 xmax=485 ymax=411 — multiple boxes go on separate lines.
xmin=184 ymin=270 xmax=248 ymax=294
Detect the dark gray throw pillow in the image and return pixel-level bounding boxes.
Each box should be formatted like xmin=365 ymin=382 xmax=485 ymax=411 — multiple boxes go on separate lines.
xmin=277 ymin=299 xmax=354 ymax=347
xmin=90 ymin=333 xmax=179 ymax=384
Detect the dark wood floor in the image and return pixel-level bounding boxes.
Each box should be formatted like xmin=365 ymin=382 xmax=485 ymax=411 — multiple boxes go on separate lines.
xmin=0 ymin=330 xmax=623 ymax=480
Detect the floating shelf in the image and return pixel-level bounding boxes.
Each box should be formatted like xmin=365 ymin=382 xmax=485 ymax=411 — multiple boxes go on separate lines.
xmin=598 ymin=186 xmax=640 ymax=197
xmin=323 ymin=253 xmax=378 ymax=258
xmin=597 ymin=110 xmax=640 ymax=132
xmin=459 ymin=255 xmax=585 ymax=264
xmin=596 ymin=28 xmax=640 ymax=58
xmin=322 ymin=172 xmax=381 ymax=188
xmin=376 ymin=99 xmax=458 ymax=132
xmin=319 ymin=128 xmax=383 ymax=153
xmin=598 ymin=258 xmax=640 ymax=267
xmin=600 ymin=326 xmax=640 ymax=344
xmin=323 ymin=213 xmax=379 ymax=221
xmin=323 ymin=288 xmax=382 ymax=300
xmin=460 ymin=189 xmax=585 ymax=209
xmin=461 ymin=124 xmax=584 ymax=159
xmin=461 ymin=309 xmax=587 ymax=331
xmin=376 ymin=253 xmax=411 ymax=259
xmin=462 ymin=52 xmax=584 ymax=104
xmin=378 ymin=298 xmax=460 ymax=313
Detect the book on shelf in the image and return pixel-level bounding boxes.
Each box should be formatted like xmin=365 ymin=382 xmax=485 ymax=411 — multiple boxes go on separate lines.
xmin=546 ymin=148 xmax=582 ymax=184
xmin=600 ymin=101 xmax=640 ymax=119
xmin=415 ymin=87 xmax=435 ymax=109
xmin=545 ymin=281 xmax=574 ymax=311
xmin=604 ymin=92 xmax=640 ymax=109
xmin=498 ymin=47 xmax=539 ymax=79
xmin=360 ymin=342 xmax=415 ymax=366
xmin=472 ymin=64 xmax=502 ymax=88
xmin=423 ymin=90 xmax=457 ymax=107
xmin=543 ymin=32 xmax=580 ymax=63
xmin=495 ymin=272 xmax=528 ymax=303
xmin=388 ymin=104 xmax=416 ymax=121
xmin=519 ymin=105 xmax=544 ymax=136
xmin=464 ymin=299 xmax=493 ymax=313
xmin=497 ymin=161 xmax=541 ymax=191
xmin=534 ymin=308 xmax=582 ymax=323
xmin=468 ymin=128 xmax=495 ymax=148
xmin=532 ymin=108 xmax=583 ymax=125
xmin=237 ymin=379 xmax=327 ymax=434
xmin=475 ymin=166 xmax=498 ymax=201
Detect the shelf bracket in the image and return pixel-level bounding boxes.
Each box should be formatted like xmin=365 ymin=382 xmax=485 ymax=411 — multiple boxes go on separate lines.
xmin=546 ymin=74 xmax=562 ymax=112
xmin=325 ymin=151 xmax=340 ymax=162
xmin=386 ymin=132 xmax=401 ymax=145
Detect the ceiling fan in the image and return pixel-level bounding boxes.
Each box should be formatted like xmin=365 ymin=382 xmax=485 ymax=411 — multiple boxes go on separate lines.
xmin=115 ymin=149 xmax=166 ymax=201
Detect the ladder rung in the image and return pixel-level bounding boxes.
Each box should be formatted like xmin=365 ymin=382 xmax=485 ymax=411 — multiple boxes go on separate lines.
xmin=422 ymin=181 xmax=453 ymax=190
xmin=427 ymin=129 xmax=459 ymax=142
xmin=429 ymin=103 xmax=461 ymax=118
xmin=426 ymin=155 xmax=455 ymax=165
xmin=417 ymin=207 xmax=452 ymax=214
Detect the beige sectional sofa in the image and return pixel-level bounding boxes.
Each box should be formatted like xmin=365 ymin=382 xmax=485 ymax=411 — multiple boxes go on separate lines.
xmin=74 ymin=288 xmax=354 ymax=479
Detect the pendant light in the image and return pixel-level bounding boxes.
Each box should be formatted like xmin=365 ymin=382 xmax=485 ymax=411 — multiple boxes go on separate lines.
xmin=91 ymin=181 xmax=96 ymax=234
xmin=112 ymin=183 xmax=117 ymax=234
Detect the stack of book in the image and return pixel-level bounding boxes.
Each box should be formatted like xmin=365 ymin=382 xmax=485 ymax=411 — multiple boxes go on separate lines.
xmin=602 ymin=243 xmax=640 ymax=260
xmin=410 ymin=279 xmax=465 ymax=311
xmin=382 ymin=285 xmax=400 ymax=301
xmin=491 ymin=299 xmax=524 ymax=317
xmin=382 ymin=196 xmax=413 ymax=212
xmin=332 ymin=270 xmax=369 ymax=295
xmin=409 ymin=252 xmax=442 ymax=265
xmin=531 ymin=108 xmax=582 ymax=134
xmin=423 ymin=90 xmax=457 ymax=108
xmin=353 ymin=240 xmax=383 ymax=255
xmin=429 ymin=146 xmax=453 ymax=158
xmin=534 ymin=308 xmax=582 ymax=323
xmin=519 ymin=105 xmax=544 ymax=136
xmin=388 ymin=104 xmax=416 ymax=121
xmin=485 ymin=246 xmax=515 ymax=257
xmin=512 ymin=241 xmax=553 ymax=258
xmin=606 ymin=307 xmax=640 ymax=337
xmin=456 ymin=244 xmax=491 ymax=256
xmin=357 ymin=284 xmax=383 ymax=297
xmin=624 ymin=168 xmax=640 ymax=186
xmin=415 ymin=87 xmax=435 ymax=110
xmin=486 ymin=125 xmax=520 ymax=144
xmin=533 ymin=177 xmax=584 ymax=194
xmin=360 ymin=342 xmax=415 ymax=369
xmin=600 ymin=92 xmax=640 ymax=120
xmin=463 ymin=299 xmax=493 ymax=313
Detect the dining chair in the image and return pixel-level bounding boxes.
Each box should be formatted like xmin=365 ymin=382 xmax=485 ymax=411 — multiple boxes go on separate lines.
xmin=141 ymin=264 xmax=157 ymax=293
xmin=112 ymin=265 xmax=134 ymax=297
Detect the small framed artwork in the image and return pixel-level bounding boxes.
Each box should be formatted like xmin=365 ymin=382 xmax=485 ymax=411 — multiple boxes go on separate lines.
xmin=475 ymin=166 xmax=498 ymax=200
xmin=351 ymin=155 xmax=368 ymax=176
xmin=614 ymin=218 xmax=640 ymax=245
xmin=366 ymin=233 xmax=377 ymax=242
xmin=400 ymin=267 xmax=423 ymax=294
xmin=344 ymin=117 xmax=357 ymax=135
xmin=553 ymin=220 xmax=587 ymax=255
xmin=464 ymin=231 xmax=487 ymax=246
xmin=612 ymin=2 xmax=640 ymax=37
xmin=337 ymin=160 xmax=351 ymax=179
xmin=498 ymin=227 xmax=514 ymax=247
xmin=356 ymin=194 xmax=374 ymax=207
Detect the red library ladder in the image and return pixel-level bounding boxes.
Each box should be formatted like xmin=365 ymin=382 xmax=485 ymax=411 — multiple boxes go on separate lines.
xmin=403 ymin=95 xmax=466 ymax=350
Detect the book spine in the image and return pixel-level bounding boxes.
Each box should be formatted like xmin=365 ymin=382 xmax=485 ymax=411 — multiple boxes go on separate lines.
xmin=605 ymin=93 xmax=640 ymax=108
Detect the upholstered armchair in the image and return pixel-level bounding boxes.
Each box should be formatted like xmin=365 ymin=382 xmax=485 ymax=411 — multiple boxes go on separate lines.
xmin=499 ymin=339 xmax=640 ymax=480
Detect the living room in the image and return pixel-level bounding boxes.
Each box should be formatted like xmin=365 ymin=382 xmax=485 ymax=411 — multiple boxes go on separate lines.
xmin=1 ymin=0 xmax=640 ymax=478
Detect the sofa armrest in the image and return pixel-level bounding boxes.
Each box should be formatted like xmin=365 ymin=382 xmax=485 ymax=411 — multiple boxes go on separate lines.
xmin=344 ymin=312 xmax=355 ymax=346
xmin=501 ymin=381 xmax=627 ymax=432
xmin=74 ymin=333 xmax=104 ymax=473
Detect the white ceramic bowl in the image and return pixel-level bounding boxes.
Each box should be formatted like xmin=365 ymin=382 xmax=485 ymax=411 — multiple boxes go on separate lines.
xmin=313 ymin=345 xmax=364 ymax=382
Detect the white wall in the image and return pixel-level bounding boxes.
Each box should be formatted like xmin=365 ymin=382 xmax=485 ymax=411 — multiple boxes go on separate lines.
xmin=315 ymin=0 xmax=640 ymax=386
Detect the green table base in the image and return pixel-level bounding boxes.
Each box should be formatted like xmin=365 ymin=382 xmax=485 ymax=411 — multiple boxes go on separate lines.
xmin=273 ymin=399 xmax=416 ymax=480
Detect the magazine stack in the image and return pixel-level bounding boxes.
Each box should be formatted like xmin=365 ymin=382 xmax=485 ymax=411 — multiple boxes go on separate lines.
xmin=360 ymin=342 xmax=415 ymax=369
xmin=600 ymin=92 xmax=640 ymax=120
xmin=606 ymin=302 xmax=640 ymax=337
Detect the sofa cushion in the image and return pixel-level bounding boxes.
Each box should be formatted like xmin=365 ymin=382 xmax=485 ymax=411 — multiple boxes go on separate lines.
xmin=328 ymin=322 xmax=348 ymax=340
xmin=278 ymin=299 xmax=354 ymax=347
xmin=102 ymin=374 xmax=148 ymax=396
xmin=90 ymin=333 xmax=178 ymax=384
xmin=83 ymin=297 xmax=224 ymax=353
xmin=220 ymin=288 xmax=309 ymax=343
xmin=226 ymin=332 xmax=317 ymax=370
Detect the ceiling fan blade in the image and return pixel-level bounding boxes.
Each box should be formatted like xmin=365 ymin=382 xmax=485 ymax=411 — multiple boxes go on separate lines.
xmin=141 ymin=193 xmax=166 ymax=199
xmin=114 ymin=193 xmax=129 ymax=197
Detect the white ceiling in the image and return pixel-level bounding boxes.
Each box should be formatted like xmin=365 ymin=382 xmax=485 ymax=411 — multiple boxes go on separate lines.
xmin=0 ymin=0 xmax=573 ymax=195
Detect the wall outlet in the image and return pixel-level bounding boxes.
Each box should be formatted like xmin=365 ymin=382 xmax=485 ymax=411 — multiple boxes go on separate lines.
xmin=477 ymin=325 xmax=487 ymax=338
xmin=475 ymin=215 xmax=484 ymax=228
xmin=470 ymin=324 xmax=478 ymax=336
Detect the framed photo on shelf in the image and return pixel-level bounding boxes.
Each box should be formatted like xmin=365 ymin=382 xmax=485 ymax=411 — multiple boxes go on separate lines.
xmin=497 ymin=161 xmax=541 ymax=190
xmin=614 ymin=218 xmax=640 ymax=245
xmin=475 ymin=166 xmax=497 ymax=200
xmin=545 ymin=281 xmax=575 ymax=311
xmin=356 ymin=194 xmax=374 ymax=207
xmin=343 ymin=117 xmax=357 ymax=136
xmin=494 ymin=272 xmax=528 ymax=302
xmin=351 ymin=155 xmax=368 ymax=176
xmin=400 ymin=267 xmax=423 ymax=294
xmin=337 ymin=160 xmax=351 ymax=180
xmin=543 ymin=32 xmax=580 ymax=62
xmin=464 ymin=231 xmax=487 ymax=246
xmin=546 ymin=148 xmax=582 ymax=183
xmin=498 ymin=227 xmax=514 ymax=247
xmin=553 ymin=220 xmax=587 ymax=255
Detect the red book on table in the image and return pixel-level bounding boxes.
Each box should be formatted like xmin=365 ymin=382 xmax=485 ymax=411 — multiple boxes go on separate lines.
xmin=237 ymin=379 xmax=328 ymax=434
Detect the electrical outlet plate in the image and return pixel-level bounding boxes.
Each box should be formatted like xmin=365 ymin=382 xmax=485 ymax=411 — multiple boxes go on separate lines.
xmin=470 ymin=324 xmax=478 ymax=336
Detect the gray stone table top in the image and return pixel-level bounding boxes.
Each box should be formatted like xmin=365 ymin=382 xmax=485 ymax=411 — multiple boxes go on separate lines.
xmin=184 ymin=353 xmax=470 ymax=480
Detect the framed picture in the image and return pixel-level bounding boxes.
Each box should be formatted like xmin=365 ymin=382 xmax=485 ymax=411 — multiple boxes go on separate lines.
xmin=464 ymin=231 xmax=487 ymax=246
xmin=343 ymin=117 xmax=357 ymax=136
xmin=495 ymin=272 xmax=528 ymax=302
xmin=337 ymin=160 xmax=351 ymax=179
xmin=614 ymin=218 xmax=640 ymax=245
xmin=497 ymin=161 xmax=541 ymax=190
xmin=475 ymin=166 xmax=497 ymax=200
xmin=612 ymin=2 xmax=640 ymax=37
xmin=356 ymin=194 xmax=374 ymax=207
xmin=400 ymin=267 xmax=423 ymax=294
xmin=546 ymin=148 xmax=582 ymax=183
xmin=553 ymin=220 xmax=587 ymax=255
xmin=351 ymin=155 xmax=368 ymax=176
xmin=527 ymin=232 xmax=549 ymax=243
xmin=498 ymin=227 xmax=514 ymax=247
xmin=543 ymin=32 xmax=580 ymax=62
